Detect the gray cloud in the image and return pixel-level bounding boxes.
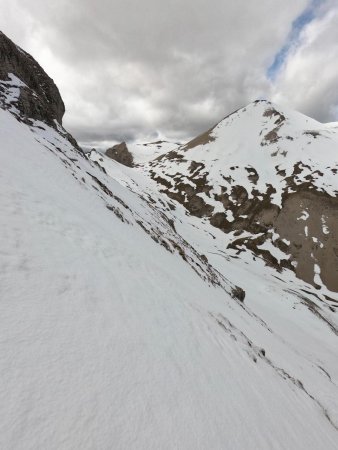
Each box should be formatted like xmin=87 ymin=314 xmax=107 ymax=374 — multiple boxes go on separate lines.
xmin=1 ymin=0 xmax=337 ymax=149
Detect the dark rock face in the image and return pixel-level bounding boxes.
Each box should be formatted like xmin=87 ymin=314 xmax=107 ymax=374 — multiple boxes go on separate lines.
xmin=106 ymin=142 xmax=134 ymax=167
xmin=275 ymin=190 xmax=338 ymax=292
xmin=0 ymin=31 xmax=65 ymax=125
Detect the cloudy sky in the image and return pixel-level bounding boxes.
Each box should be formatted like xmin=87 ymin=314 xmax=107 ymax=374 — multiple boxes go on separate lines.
xmin=1 ymin=0 xmax=337 ymax=148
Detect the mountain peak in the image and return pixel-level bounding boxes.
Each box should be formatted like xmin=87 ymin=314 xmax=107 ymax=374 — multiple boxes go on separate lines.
xmin=147 ymin=102 xmax=338 ymax=292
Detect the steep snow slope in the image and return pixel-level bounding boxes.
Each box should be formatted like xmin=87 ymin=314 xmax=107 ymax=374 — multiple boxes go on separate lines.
xmin=145 ymin=100 xmax=338 ymax=293
xmin=2 ymin=107 xmax=338 ymax=449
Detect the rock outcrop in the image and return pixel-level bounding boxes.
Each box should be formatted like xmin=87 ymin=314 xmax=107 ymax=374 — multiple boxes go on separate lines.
xmin=0 ymin=31 xmax=65 ymax=126
xmin=106 ymin=142 xmax=134 ymax=167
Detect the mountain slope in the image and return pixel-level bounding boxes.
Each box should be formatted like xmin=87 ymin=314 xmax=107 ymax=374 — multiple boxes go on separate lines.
xmin=1 ymin=32 xmax=338 ymax=449
xmin=2 ymin=94 xmax=338 ymax=450
xmin=146 ymin=100 xmax=338 ymax=293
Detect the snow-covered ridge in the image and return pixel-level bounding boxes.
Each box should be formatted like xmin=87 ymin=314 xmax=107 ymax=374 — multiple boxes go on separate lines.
xmin=151 ymin=100 xmax=338 ymax=204
xmin=128 ymin=139 xmax=181 ymax=164
xmin=325 ymin=121 xmax=338 ymax=129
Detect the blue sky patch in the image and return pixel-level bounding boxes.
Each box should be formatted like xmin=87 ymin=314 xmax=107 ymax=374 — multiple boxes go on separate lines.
xmin=267 ymin=0 xmax=325 ymax=80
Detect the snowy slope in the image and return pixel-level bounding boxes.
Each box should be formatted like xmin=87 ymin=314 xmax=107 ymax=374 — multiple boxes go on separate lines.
xmin=128 ymin=140 xmax=181 ymax=164
xmin=2 ymin=105 xmax=338 ymax=449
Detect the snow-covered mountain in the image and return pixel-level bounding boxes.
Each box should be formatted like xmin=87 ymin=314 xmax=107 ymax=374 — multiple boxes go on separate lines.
xmin=1 ymin=31 xmax=338 ymax=449
xmin=144 ymin=101 xmax=338 ymax=294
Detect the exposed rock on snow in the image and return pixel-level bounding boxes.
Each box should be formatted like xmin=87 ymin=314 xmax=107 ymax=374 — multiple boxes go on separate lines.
xmin=106 ymin=141 xmax=134 ymax=167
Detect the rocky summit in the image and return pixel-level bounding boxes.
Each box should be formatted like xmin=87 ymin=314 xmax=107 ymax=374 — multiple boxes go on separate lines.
xmin=106 ymin=141 xmax=134 ymax=167
xmin=0 ymin=31 xmax=65 ymax=126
